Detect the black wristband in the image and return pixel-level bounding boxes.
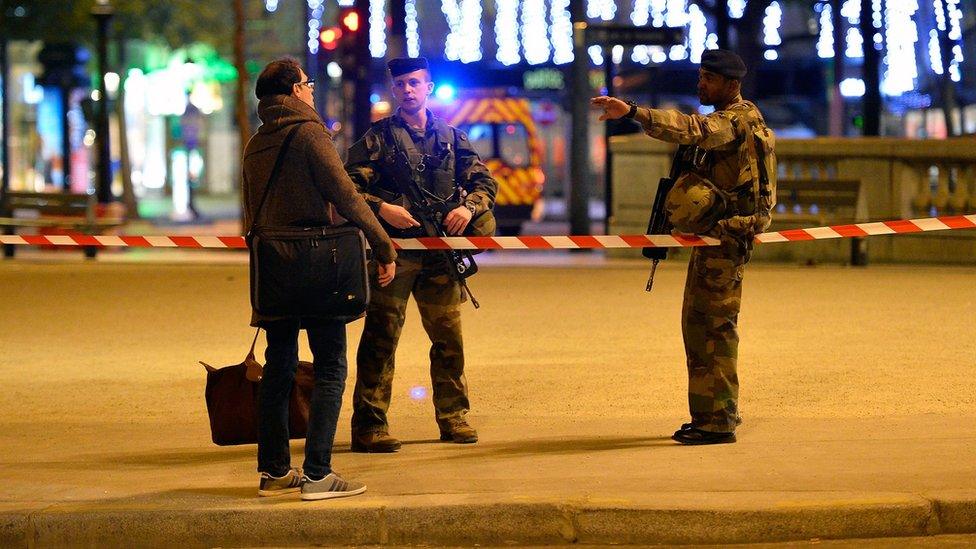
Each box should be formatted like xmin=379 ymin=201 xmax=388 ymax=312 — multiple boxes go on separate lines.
xmin=624 ymin=100 xmax=638 ymax=119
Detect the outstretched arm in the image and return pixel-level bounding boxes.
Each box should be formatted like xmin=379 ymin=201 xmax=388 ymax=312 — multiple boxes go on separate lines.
xmin=591 ymin=95 xmax=739 ymax=150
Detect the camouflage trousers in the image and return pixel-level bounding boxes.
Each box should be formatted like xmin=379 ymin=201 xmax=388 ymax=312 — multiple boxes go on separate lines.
xmin=352 ymin=251 xmax=468 ymax=434
xmin=681 ymin=236 xmax=751 ymax=433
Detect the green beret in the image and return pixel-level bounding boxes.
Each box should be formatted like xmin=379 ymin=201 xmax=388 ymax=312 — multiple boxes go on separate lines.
xmin=700 ymin=49 xmax=747 ymax=80
xmin=387 ymin=57 xmax=429 ymax=78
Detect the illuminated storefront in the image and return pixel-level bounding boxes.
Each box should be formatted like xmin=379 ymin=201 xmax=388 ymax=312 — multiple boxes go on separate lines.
xmin=3 ymin=40 xmax=237 ymax=220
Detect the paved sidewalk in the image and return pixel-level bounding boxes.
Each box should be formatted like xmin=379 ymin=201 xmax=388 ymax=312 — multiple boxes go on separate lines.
xmin=1 ymin=260 xmax=974 ymax=546
xmin=1 ymin=415 xmax=974 ymax=546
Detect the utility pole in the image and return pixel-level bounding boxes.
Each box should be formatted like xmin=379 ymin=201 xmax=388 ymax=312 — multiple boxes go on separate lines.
xmin=91 ymin=1 xmax=114 ymax=204
xmin=569 ymin=0 xmax=591 ymax=237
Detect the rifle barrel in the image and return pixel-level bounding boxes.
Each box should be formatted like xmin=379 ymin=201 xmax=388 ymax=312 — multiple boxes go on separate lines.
xmin=645 ymin=259 xmax=659 ymax=292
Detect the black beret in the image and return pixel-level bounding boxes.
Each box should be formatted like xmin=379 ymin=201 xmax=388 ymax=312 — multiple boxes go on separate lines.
xmin=387 ymin=57 xmax=429 ymax=78
xmin=700 ymin=49 xmax=747 ymax=80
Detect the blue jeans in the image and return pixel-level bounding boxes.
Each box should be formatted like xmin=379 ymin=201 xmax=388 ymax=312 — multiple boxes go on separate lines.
xmin=257 ymin=318 xmax=347 ymax=480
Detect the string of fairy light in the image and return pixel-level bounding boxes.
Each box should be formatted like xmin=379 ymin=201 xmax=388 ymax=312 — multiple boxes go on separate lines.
xmin=282 ymin=0 xmax=967 ymax=97
xmin=812 ymin=0 xmax=964 ymax=96
xmin=369 ymin=0 xmax=387 ymax=58
xmin=441 ymin=0 xmax=484 ymax=62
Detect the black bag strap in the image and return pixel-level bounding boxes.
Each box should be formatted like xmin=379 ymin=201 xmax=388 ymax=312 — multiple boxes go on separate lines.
xmin=249 ymin=123 xmax=304 ymax=233
xmin=246 ymin=328 xmax=261 ymax=360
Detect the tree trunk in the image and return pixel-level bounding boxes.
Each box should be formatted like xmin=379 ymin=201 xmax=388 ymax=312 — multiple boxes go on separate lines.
xmin=715 ymin=0 xmax=731 ymax=49
xmin=936 ymin=24 xmax=960 ymax=137
xmin=0 ymin=37 xmax=8 ymax=196
xmin=736 ymin=0 xmax=770 ymax=99
xmin=828 ymin=0 xmax=845 ymax=136
xmin=117 ymin=76 xmax=140 ymax=218
xmin=117 ymin=39 xmax=140 ymax=219
xmin=233 ymin=0 xmax=251 ymax=223
xmin=691 ymin=1 xmax=731 ymax=49
xmin=351 ymin=0 xmax=372 ymax=141
xmin=389 ymin=0 xmax=407 ymax=59
xmin=93 ymin=9 xmax=114 ymax=204
xmin=859 ymin=0 xmax=882 ymax=135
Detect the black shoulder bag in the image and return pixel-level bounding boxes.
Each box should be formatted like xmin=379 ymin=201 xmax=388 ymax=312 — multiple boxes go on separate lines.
xmin=247 ymin=123 xmax=370 ymax=323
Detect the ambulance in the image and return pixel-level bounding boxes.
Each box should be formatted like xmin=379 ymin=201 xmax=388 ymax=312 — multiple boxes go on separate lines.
xmin=433 ymin=94 xmax=546 ymax=235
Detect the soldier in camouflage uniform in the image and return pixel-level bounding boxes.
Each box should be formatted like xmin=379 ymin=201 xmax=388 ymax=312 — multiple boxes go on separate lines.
xmin=345 ymin=57 xmax=498 ymax=452
xmin=592 ymin=49 xmax=775 ymax=445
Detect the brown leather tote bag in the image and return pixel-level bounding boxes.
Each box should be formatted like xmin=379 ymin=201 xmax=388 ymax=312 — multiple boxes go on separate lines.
xmin=201 ymin=329 xmax=313 ymax=446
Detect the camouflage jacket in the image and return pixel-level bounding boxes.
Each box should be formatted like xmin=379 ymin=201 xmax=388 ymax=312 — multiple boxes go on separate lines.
xmin=634 ymin=95 xmax=773 ymax=239
xmin=345 ymin=110 xmax=497 ymax=238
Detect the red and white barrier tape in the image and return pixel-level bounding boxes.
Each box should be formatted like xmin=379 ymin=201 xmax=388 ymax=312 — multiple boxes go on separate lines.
xmin=1 ymin=214 xmax=974 ymax=250
xmin=754 ymin=214 xmax=976 ymax=244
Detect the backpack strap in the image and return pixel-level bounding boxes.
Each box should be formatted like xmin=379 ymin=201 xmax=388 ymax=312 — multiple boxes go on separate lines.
xmin=731 ymin=107 xmax=774 ymax=217
xmin=752 ymin=127 xmax=774 ymax=214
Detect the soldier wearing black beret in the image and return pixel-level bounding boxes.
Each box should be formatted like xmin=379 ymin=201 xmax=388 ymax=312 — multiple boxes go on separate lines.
xmin=344 ymin=57 xmax=498 ymax=453
xmin=387 ymin=56 xmax=429 ymax=78
xmin=700 ymin=49 xmax=748 ymax=80
xmin=591 ymin=49 xmax=776 ymax=446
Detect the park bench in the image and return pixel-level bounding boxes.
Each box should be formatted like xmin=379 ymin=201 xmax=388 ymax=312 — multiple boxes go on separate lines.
xmin=0 ymin=191 xmax=125 ymax=259
xmin=770 ymin=178 xmax=866 ymax=265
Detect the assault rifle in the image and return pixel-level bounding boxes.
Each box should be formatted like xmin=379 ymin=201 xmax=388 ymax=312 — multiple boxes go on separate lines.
xmin=642 ymin=145 xmax=693 ymax=291
xmin=387 ymin=130 xmax=481 ymax=309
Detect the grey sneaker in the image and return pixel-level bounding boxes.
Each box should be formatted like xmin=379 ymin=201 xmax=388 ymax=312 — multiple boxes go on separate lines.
xmin=257 ymin=468 xmax=303 ymax=497
xmin=300 ymin=472 xmax=367 ymax=501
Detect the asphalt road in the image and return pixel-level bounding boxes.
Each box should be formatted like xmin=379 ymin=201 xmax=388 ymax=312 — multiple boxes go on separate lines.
xmin=2 ymin=257 xmax=973 ymax=425
xmin=0 ymin=257 xmax=974 ymax=546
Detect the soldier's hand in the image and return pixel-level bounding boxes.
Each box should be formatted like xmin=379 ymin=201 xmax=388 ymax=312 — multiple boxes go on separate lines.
xmin=376 ymin=262 xmax=396 ymax=287
xmin=378 ymin=203 xmax=421 ymax=229
xmin=590 ymin=96 xmax=630 ymax=121
xmin=444 ymin=205 xmax=473 ymax=235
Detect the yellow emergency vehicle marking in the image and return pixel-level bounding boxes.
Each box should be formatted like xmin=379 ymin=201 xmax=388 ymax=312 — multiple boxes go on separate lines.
xmin=439 ymin=97 xmax=545 ymax=209
xmin=448 ymin=100 xmax=479 ymax=126
xmin=486 ymin=161 xmax=539 ymax=206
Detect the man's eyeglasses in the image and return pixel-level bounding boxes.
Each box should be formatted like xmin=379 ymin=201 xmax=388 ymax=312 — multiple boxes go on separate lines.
xmin=297 ymin=79 xmax=315 ymax=90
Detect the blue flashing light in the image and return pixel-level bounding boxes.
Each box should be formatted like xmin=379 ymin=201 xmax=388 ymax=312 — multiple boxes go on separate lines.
xmin=370 ymin=93 xmax=381 ymax=104
xmin=409 ymin=386 xmax=428 ymax=400
xmin=435 ymin=84 xmax=456 ymax=102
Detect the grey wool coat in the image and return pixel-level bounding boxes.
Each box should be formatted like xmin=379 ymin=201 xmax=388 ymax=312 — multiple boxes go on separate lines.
xmin=242 ymin=94 xmax=397 ymax=326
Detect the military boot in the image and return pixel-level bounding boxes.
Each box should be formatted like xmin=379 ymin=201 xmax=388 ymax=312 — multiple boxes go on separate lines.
xmin=438 ymin=417 xmax=478 ymax=444
xmin=351 ymin=430 xmax=402 ymax=453
xmin=671 ymin=427 xmax=736 ymax=445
